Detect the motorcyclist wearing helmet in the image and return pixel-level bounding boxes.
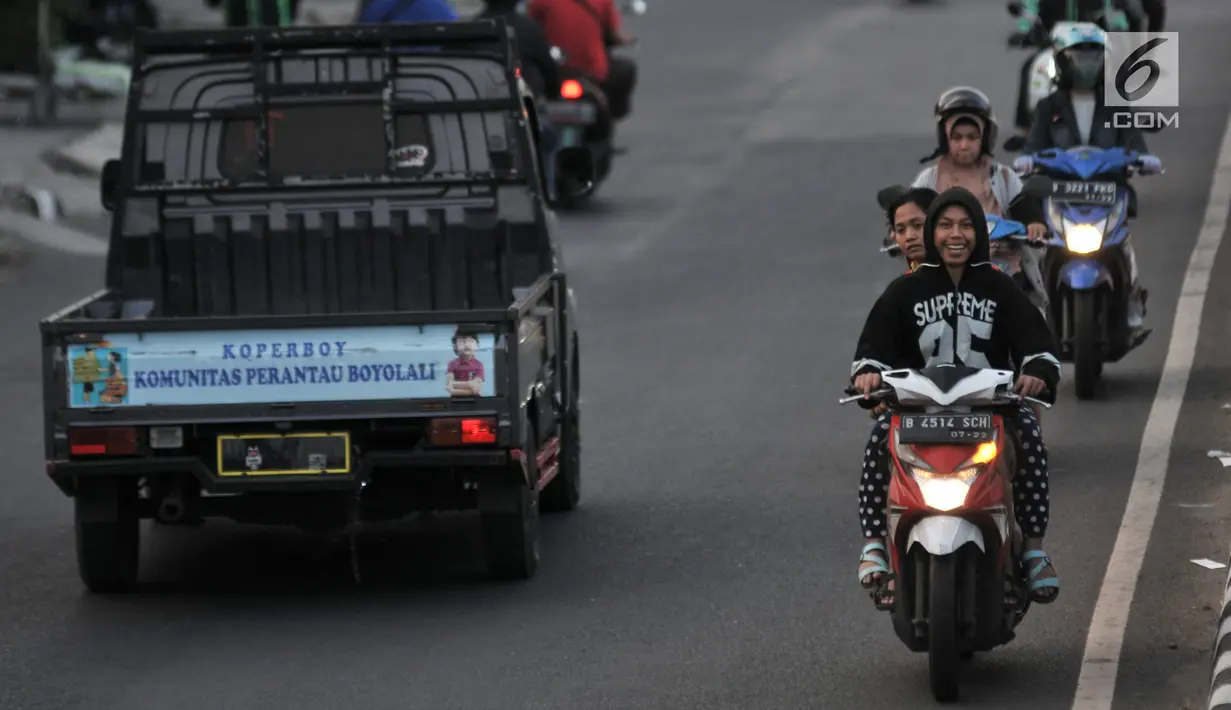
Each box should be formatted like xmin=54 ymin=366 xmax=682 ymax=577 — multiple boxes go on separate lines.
xmin=1016 ymin=23 xmax=1162 ymax=339
xmin=914 ymin=87 xmax=1049 ymax=315
xmin=1008 ymin=0 xmax=1164 ymax=138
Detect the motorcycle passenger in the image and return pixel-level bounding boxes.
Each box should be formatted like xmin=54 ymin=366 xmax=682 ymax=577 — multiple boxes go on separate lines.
xmin=527 ymin=0 xmax=638 ymax=121
xmin=479 ymin=0 xmax=563 ymax=198
xmin=881 ymin=185 xmax=938 ymax=273
xmin=915 ymin=87 xmax=1049 ymax=315
xmin=851 ymin=187 xmax=1062 ymax=607
xmin=1016 ymin=22 xmax=1162 ymax=339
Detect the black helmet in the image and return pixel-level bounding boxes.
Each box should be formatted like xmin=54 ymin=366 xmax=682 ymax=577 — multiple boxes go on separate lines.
xmin=922 ymin=86 xmax=998 ymax=163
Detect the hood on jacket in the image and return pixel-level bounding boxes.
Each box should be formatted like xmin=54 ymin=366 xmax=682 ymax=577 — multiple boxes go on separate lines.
xmin=921 ymin=186 xmax=991 ymax=267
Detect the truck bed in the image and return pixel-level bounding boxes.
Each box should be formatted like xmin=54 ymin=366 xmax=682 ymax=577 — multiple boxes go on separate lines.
xmin=123 ymin=199 xmax=552 ymax=317
xmin=105 ymin=21 xmax=557 ymax=318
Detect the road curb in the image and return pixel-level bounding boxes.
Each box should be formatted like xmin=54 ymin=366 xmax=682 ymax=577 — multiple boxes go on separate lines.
xmin=1213 ymin=560 xmax=1231 ymax=709
xmin=43 ymin=122 xmax=121 ymax=179
xmin=0 ymin=208 xmax=107 ymax=257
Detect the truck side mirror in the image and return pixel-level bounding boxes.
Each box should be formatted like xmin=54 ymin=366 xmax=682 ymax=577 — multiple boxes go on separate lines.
xmin=555 ymin=147 xmax=595 ymax=199
xmin=100 ymin=159 xmax=121 ymax=212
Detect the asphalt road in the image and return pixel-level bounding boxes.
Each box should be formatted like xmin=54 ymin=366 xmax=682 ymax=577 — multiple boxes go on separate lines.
xmin=4 ymin=0 xmax=1231 ymax=708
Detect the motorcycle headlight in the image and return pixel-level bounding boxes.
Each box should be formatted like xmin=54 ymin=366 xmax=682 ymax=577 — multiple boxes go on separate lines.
xmin=1062 ymin=219 xmax=1105 ymax=254
xmin=913 ymin=476 xmax=973 ymax=512
xmin=897 ymin=438 xmax=998 ymax=512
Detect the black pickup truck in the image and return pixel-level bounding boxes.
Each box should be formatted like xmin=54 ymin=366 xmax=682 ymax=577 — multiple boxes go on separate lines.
xmin=40 ymin=20 xmax=594 ymax=593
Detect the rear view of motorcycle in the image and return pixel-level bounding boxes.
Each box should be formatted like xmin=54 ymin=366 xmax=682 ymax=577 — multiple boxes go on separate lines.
xmin=542 ymin=51 xmax=614 ymax=207
xmin=537 ymin=0 xmax=645 ymax=207
xmin=841 ymin=366 xmax=1052 ymax=702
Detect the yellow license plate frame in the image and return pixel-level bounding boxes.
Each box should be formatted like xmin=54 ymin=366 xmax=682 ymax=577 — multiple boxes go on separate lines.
xmin=216 ymin=432 xmax=352 ymax=477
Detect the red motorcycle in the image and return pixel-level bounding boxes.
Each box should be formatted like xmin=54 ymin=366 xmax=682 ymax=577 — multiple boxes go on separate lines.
xmin=840 ymin=364 xmax=1051 ymax=702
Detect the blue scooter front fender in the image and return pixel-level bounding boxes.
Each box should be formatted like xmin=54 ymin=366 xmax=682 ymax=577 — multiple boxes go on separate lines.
xmin=1058 ymin=259 xmax=1112 ymax=290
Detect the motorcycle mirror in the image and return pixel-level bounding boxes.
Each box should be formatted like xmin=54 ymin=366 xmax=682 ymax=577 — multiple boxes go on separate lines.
xmin=1007 ymin=0 xmax=1023 ymax=16
xmin=881 ymin=236 xmax=902 ymax=258
xmin=623 ymin=0 xmax=646 ymax=15
xmin=875 ymin=184 xmax=908 ymax=211
xmin=555 ymin=147 xmax=596 ymax=199
xmin=1020 ymin=174 xmax=1054 ymax=198
xmin=1002 ymin=134 xmax=1027 ymax=152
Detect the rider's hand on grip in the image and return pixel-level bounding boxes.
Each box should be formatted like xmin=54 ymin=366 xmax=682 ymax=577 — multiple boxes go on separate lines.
xmin=1012 ymin=156 xmax=1034 ymax=174
xmin=1013 ymin=374 xmax=1047 ymax=398
xmin=1026 ymin=222 xmax=1049 ymax=246
xmin=853 ymin=372 xmax=882 ymax=397
xmin=1138 ymin=154 xmax=1164 ymax=175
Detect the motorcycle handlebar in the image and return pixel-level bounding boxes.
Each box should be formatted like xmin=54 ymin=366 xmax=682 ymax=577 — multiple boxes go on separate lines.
xmin=839 ymin=387 xmax=1052 ymax=409
xmin=991 ymin=233 xmax=1051 ymax=249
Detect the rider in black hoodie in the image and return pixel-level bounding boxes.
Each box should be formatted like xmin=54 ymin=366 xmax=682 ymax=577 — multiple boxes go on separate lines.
xmin=850 ymin=187 xmax=1062 ymax=607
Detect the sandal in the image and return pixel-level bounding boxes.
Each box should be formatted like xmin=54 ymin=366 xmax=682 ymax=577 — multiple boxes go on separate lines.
xmin=859 ymin=541 xmax=895 ymax=608
xmin=1022 ymin=549 xmax=1060 ymax=604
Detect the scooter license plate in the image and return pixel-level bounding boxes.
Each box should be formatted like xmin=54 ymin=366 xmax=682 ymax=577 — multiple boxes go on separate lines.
xmin=559 ymin=126 xmax=582 ymax=148
xmin=543 ymin=100 xmax=597 ymax=125
xmin=896 ymin=413 xmax=994 ymax=444
xmin=1052 ymin=180 xmax=1117 ymax=205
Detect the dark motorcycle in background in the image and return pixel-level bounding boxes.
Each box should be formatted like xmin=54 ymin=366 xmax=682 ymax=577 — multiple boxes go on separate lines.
xmin=538 ymin=0 xmax=645 ymax=207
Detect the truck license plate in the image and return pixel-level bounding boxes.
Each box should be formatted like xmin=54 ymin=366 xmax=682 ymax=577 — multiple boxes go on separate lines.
xmin=217 ymin=432 xmax=351 ymax=477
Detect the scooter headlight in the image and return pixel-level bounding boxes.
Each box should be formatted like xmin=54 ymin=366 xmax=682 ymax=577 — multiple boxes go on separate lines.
xmin=1062 ymin=219 xmax=1105 ymax=254
xmin=913 ymin=477 xmax=972 ymax=511
xmin=896 ymin=437 xmax=998 ymax=512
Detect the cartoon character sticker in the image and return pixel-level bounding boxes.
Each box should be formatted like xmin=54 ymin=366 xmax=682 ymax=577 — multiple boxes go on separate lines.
xmin=390 ymin=144 xmax=429 ymax=169
xmin=445 ymin=328 xmax=485 ymax=397
xmin=69 ymin=344 xmax=129 ymax=406
xmin=245 ymin=446 xmax=263 ymax=471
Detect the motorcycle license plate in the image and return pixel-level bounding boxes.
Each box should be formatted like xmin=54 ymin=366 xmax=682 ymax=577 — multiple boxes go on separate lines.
xmin=1052 ymin=180 xmax=1117 ymax=205
xmin=543 ymin=100 xmax=597 ymax=125
xmin=896 ymin=413 xmax=994 ymax=444
xmin=559 ymin=126 xmax=582 ymax=148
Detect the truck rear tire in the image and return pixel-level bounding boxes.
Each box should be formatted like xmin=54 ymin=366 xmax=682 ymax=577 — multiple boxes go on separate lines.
xmin=482 ymin=485 xmax=540 ymax=581
xmin=74 ymin=481 xmax=140 ymax=594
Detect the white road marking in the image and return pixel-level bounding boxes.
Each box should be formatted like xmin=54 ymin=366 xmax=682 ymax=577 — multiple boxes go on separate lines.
xmin=1069 ymin=111 xmax=1231 ymax=707
xmin=1194 ymin=559 xmax=1229 ymax=570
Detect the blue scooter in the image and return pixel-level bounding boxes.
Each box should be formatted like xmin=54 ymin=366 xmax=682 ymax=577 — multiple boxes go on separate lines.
xmin=1021 ymin=146 xmax=1155 ymax=400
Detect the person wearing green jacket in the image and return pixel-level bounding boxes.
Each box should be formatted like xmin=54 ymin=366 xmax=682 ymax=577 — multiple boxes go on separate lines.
xmin=204 ymin=0 xmax=300 ymax=27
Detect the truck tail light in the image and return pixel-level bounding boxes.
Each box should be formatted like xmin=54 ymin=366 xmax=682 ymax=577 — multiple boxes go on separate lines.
xmin=68 ymin=427 xmax=139 ymax=456
xmin=429 ymin=418 xmax=497 ymax=446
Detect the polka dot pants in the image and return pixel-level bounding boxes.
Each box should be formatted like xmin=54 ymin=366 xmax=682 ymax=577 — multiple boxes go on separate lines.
xmin=859 ymin=404 xmax=1050 ymax=539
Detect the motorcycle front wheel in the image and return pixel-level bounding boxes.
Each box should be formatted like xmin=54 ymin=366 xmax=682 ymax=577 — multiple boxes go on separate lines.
xmin=1072 ymin=290 xmax=1101 ymax=400
xmin=928 ymin=553 xmax=962 ymax=702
